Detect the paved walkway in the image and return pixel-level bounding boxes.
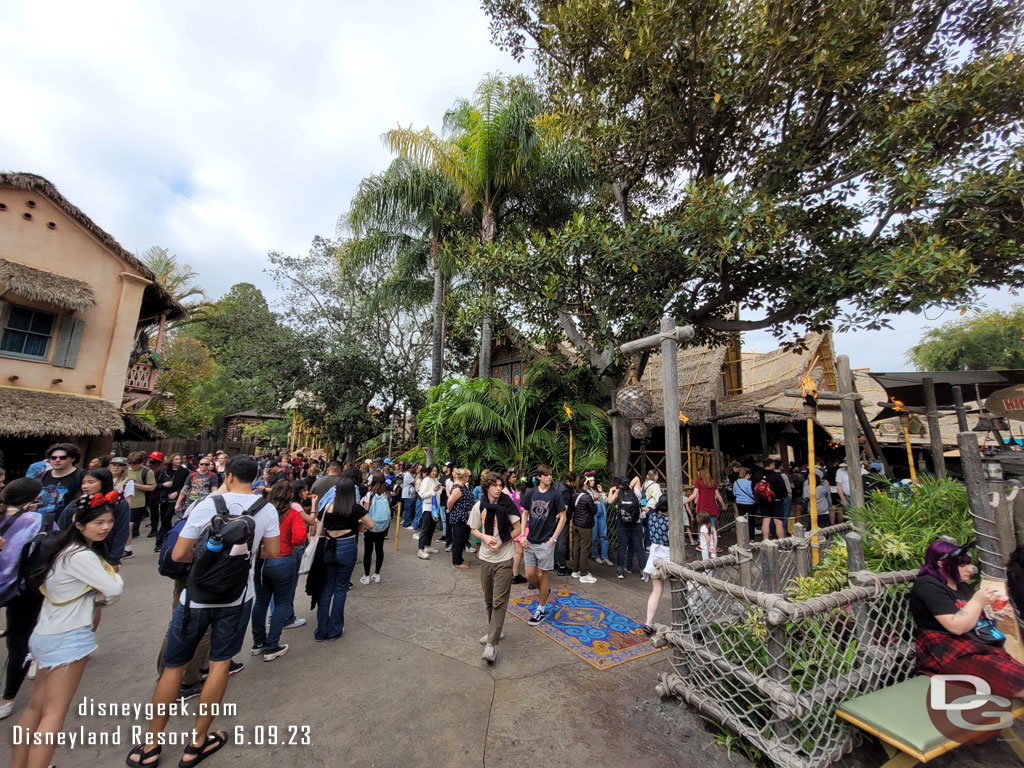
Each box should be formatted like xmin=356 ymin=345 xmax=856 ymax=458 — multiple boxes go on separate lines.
xmin=2 ymin=529 xmax=1023 ymax=767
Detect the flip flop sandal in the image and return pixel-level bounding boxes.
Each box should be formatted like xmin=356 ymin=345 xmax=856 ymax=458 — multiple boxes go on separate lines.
xmin=126 ymin=743 xmax=161 ymax=767
xmin=178 ymin=731 xmax=227 ymax=768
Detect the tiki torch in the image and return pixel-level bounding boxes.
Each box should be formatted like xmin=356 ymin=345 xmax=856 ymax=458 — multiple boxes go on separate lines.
xmin=801 ymin=377 xmax=820 ymax=565
xmin=890 ymin=398 xmax=918 ymax=485
xmin=563 ymin=403 xmax=574 ymax=472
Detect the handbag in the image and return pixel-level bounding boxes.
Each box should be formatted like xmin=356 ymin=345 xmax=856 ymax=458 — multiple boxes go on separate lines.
xmin=299 ymin=505 xmax=326 ymax=575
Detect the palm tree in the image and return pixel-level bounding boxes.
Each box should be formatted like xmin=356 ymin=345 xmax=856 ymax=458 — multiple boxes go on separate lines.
xmin=384 ymin=74 xmax=553 ymax=378
xmin=141 ymin=246 xmax=211 ymax=324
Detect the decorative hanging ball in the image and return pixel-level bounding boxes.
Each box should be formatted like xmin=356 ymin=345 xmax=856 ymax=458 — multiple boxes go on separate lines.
xmin=630 ymin=419 xmax=650 ymax=439
xmin=616 ymin=366 xmax=653 ymax=420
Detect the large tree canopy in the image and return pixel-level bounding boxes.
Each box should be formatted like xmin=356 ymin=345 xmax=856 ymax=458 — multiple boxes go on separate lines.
xmin=482 ymin=0 xmax=1024 ymax=360
xmin=908 ymin=305 xmax=1024 ymax=370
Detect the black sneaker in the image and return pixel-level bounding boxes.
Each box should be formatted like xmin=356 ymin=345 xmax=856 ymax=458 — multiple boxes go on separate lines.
xmin=511 ymin=574 xmax=528 ymax=585
xmin=178 ymin=681 xmax=203 ymax=701
xmin=121 ymin=550 xmax=134 ymax=560
xmin=201 ymin=660 xmax=244 ymax=679
xmin=147 ymin=531 xmax=157 ymax=538
xmin=527 ymin=608 xmax=548 ymax=626
xmin=616 ymin=570 xmax=624 ymax=579
xmin=555 ymin=567 xmax=572 ymax=576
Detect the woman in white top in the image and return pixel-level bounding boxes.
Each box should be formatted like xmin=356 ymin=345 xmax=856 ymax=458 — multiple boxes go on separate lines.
xmin=12 ymin=493 xmax=124 ymax=768
xmin=416 ymin=465 xmax=443 ymax=559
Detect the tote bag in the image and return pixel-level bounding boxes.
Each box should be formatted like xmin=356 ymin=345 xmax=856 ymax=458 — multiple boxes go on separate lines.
xmin=299 ymin=505 xmax=326 ymax=575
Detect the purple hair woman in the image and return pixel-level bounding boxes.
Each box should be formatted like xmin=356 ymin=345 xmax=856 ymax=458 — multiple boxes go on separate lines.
xmin=909 ymin=539 xmax=1024 ymax=699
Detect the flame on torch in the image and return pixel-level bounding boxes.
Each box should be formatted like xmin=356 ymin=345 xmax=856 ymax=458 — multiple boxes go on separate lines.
xmin=563 ymin=403 xmax=573 ymax=420
xmin=889 ymin=398 xmax=906 ymax=413
xmin=679 ymin=410 xmax=689 ymax=424
xmin=800 ymin=376 xmax=818 ymax=399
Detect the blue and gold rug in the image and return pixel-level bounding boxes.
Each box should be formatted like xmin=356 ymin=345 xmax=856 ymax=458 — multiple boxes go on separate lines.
xmin=508 ymin=586 xmax=663 ymax=669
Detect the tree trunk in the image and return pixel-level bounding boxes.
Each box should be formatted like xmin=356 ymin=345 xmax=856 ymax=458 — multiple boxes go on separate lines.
xmin=430 ymin=247 xmax=444 ymax=389
xmin=478 ymin=206 xmax=498 ymax=378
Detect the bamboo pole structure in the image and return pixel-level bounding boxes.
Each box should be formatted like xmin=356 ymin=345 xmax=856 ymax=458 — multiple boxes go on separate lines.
xmin=803 ymin=389 xmax=820 ymax=565
xmin=898 ymin=412 xmax=919 ymax=485
xmin=289 ymin=412 xmax=297 ymax=453
xmin=835 ymin=356 xmax=865 ymax=508
xmin=922 ymin=377 xmax=946 ymax=479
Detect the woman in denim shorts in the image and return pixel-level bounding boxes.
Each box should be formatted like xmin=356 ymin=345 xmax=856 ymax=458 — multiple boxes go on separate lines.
xmin=12 ymin=494 xmax=124 ymax=768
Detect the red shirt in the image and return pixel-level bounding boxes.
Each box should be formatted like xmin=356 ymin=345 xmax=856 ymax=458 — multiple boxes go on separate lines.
xmin=694 ymin=480 xmax=719 ymax=515
xmin=277 ymin=504 xmax=308 ymax=557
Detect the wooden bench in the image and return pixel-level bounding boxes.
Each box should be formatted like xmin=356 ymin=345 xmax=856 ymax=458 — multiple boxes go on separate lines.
xmin=836 ymin=675 xmax=1024 ymax=768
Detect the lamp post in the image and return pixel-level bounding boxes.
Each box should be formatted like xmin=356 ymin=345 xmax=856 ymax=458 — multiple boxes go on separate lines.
xmin=563 ymin=403 xmax=574 ymax=472
xmin=890 ymin=399 xmax=919 ymax=485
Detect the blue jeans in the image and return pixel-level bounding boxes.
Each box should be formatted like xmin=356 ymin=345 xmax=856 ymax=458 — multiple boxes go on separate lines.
xmin=782 ymin=497 xmax=792 ymax=527
xmin=252 ymin=554 xmax=295 ymax=649
xmin=616 ymin=520 xmax=645 ymax=572
xmin=591 ymin=502 xmax=608 ymax=560
xmin=401 ymin=496 xmax=416 ymax=527
xmin=413 ymin=497 xmax=424 ymax=530
xmin=315 ymin=537 xmax=357 ymax=641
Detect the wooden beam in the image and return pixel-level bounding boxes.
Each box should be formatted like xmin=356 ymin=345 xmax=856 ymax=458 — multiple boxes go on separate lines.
xmin=710 ymin=400 xmax=722 ymax=484
xmin=836 ymin=355 xmax=865 ymax=506
xmin=922 ymin=377 xmax=946 ymax=479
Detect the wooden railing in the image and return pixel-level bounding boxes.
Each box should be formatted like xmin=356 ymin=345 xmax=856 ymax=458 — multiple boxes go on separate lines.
xmin=124 ymin=362 xmax=158 ymax=393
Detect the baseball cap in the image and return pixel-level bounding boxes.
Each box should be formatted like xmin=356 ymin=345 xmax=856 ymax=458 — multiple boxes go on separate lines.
xmin=148 ymin=451 xmax=164 ymax=462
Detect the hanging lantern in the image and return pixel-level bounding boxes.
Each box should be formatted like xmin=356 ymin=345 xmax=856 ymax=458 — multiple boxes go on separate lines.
xmin=630 ymin=419 xmax=650 ymax=440
xmin=616 ymin=365 xmax=653 ymax=420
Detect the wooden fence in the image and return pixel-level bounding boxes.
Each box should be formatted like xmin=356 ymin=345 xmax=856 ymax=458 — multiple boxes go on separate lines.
xmin=629 ymin=446 xmax=724 ymax=486
xmin=115 ymin=438 xmax=259 ymax=457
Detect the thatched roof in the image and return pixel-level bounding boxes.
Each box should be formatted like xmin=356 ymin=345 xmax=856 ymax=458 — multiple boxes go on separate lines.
xmin=0 ymin=173 xmax=185 ymax=321
xmin=639 ymin=332 xmax=836 ymax=428
xmin=0 ymin=258 xmax=95 ymax=312
xmin=119 ymin=411 xmax=165 ymax=440
xmin=0 ymin=387 xmax=124 ymax=437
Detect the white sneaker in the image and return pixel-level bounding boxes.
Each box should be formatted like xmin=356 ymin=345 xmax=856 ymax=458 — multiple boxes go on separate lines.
xmin=371 ymin=574 xmax=381 ymax=583
xmin=283 ymin=617 xmax=306 ymax=629
xmin=27 ymin=660 xmax=36 ymax=680
xmin=571 ymin=571 xmax=582 ymax=579
xmin=359 ymin=575 xmax=371 ymax=585
xmin=579 ymin=574 xmax=597 ymax=584
xmin=479 ymin=631 xmax=506 ymax=645
xmin=417 ymin=550 xmax=430 ymax=560
xmin=481 ymin=643 xmax=497 ymax=663
xmin=412 ymin=532 xmax=420 ymax=540
xmin=427 ymin=547 xmax=439 ymax=554
xmin=465 ymin=546 xmax=476 ymax=553
xmin=445 ymin=544 xmax=452 ymax=552
xmin=263 ymin=644 xmax=289 ymax=661
xmin=0 ymin=699 xmax=15 ymax=720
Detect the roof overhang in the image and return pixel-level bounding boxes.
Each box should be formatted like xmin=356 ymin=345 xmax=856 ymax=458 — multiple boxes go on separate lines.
xmin=0 ymin=387 xmax=124 ymax=437
xmin=0 ymin=258 xmax=96 ymax=313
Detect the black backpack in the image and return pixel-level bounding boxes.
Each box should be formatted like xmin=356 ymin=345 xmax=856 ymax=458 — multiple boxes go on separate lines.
xmin=158 ymin=516 xmax=192 ymax=581
xmin=185 ymin=496 xmax=267 ymax=605
xmin=618 ymin=487 xmax=642 ymax=524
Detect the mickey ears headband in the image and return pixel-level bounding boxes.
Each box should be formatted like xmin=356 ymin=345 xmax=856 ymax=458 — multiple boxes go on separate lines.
xmin=939 ymin=539 xmax=976 ymax=561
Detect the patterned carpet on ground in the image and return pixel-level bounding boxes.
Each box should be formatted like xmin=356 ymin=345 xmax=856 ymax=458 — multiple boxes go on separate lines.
xmin=508 ymin=586 xmax=663 ymax=669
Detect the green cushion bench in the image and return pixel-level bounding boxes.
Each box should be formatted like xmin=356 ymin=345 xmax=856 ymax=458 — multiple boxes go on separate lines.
xmin=836 ymin=675 xmax=1024 ymax=767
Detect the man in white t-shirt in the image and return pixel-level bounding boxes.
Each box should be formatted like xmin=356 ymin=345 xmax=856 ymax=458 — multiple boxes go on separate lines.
xmin=401 ymin=464 xmax=417 ymax=528
xmin=129 ymin=455 xmax=279 ymax=768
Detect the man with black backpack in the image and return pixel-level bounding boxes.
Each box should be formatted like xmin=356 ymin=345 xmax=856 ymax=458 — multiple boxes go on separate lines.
xmin=755 ymin=458 xmax=788 ymax=541
xmin=611 ymin=476 xmax=646 ymax=578
xmin=128 ymin=455 xmax=279 ymax=768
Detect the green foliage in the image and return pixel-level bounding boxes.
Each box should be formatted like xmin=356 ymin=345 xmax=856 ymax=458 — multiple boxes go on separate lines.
xmin=395 ymin=446 xmax=426 ymax=465
xmin=141 ymin=246 xmax=212 ymax=326
xmin=241 ymin=419 xmax=290 ymax=447
xmin=700 ymin=718 xmax=770 ymax=766
xmin=908 ymin=305 xmax=1024 ymax=370
xmin=483 ymin=0 xmax=1024 ymax=354
xmin=418 ymin=358 xmax=609 ymax=474
xmin=140 ymin=336 xmax=217 ymax=436
xmin=847 ymin=475 xmax=973 ymax=571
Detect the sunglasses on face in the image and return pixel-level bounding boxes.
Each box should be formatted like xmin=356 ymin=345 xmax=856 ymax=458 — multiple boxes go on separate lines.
xmin=50 ymin=454 xmax=69 ymax=460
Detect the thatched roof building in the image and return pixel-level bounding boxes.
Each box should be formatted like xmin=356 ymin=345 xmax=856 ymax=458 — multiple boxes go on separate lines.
xmin=0 ymin=173 xmax=185 ymax=322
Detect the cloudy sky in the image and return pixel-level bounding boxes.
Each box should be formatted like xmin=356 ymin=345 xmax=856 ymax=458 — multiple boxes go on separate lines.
xmin=2 ymin=1 xmax=1016 ymax=372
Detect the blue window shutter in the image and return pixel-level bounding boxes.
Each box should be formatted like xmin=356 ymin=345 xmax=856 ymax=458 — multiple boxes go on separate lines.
xmin=62 ymin=317 xmax=84 ymax=368
xmin=52 ymin=316 xmax=84 ymax=368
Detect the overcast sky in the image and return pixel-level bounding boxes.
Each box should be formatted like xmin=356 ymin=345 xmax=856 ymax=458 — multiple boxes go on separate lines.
xmin=2 ymin=1 xmax=1015 ymax=372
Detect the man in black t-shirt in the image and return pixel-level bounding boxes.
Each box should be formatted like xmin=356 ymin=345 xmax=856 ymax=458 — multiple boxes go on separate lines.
xmin=520 ymin=465 xmax=566 ymax=626
xmin=36 ymin=442 xmax=84 ymax=528
xmin=758 ymin=459 xmax=788 ymax=541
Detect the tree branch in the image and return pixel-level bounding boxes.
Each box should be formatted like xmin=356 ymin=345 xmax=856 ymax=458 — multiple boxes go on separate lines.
xmin=695 ymin=303 xmax=804 ymax=332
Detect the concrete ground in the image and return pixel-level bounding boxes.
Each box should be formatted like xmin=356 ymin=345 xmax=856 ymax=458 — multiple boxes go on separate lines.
xmin=1 ymin=530 xmax=1023 ymax=768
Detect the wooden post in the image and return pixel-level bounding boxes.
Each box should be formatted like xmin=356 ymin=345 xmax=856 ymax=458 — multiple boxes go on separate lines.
xmin=807 ymin=411 xmax=820 ymax=565
xmin=710 ymin=399 xmax=722 ymax=485
xmin=952 ymin=385 xmax=970 ymax=433
xmin=836 ymin=355 xmax=865 ymax=508
xmin=793 ymin=522 xmax=810 ymax=578
xmin=758 ymin=409 xmax=769 ymax=461
xmin=685 ymin=426 xmax=692 ymax=485
xmin=735 ymin=515 xmax=752 ymax=589
xmin=761 ymin=539 xmax=781 ymax=593
xmin=855 ymin=398 xmax=890 ymax=479
xmin=922 ymin=377 xmax=946 ymax=479
xmin=959 ymin=431 xmax=1002 ymax=579
xmin=659 ymin=317 xmax=687 ymax=565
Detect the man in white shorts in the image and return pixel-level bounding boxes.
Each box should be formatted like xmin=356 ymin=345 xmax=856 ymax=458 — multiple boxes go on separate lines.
xmin=520 ymin=464 xmax=565 ymax=626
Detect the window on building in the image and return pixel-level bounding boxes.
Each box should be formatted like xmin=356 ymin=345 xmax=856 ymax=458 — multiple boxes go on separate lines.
xmin=1 ymin=304 xmax=56 ymax=359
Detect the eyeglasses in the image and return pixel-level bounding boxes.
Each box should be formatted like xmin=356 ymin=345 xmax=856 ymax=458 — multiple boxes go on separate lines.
xmin=198 ymin=462 xmax=212 ymax=467
xmin=49 ymin=454 xmax=69 ymax=460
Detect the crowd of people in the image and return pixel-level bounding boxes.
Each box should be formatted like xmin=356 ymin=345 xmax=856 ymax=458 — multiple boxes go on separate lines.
xmin=2 ymin=439 xmax=1013 ymax=768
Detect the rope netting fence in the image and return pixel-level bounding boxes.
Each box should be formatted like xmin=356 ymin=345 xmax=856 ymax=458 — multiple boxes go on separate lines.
xmin=651 ymin=519 xmax=918 ymax=768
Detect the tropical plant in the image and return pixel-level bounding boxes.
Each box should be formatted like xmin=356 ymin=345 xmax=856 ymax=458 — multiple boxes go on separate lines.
xmin=141 ymin=246 xmax=212 ymax=325
xmin=384 ymin=73 xmax=588 ymax=376
xmin=846 ymin=475 xmax=973 ymax=572
xmin=908 ymin=305 xmax=1024 ymax=371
